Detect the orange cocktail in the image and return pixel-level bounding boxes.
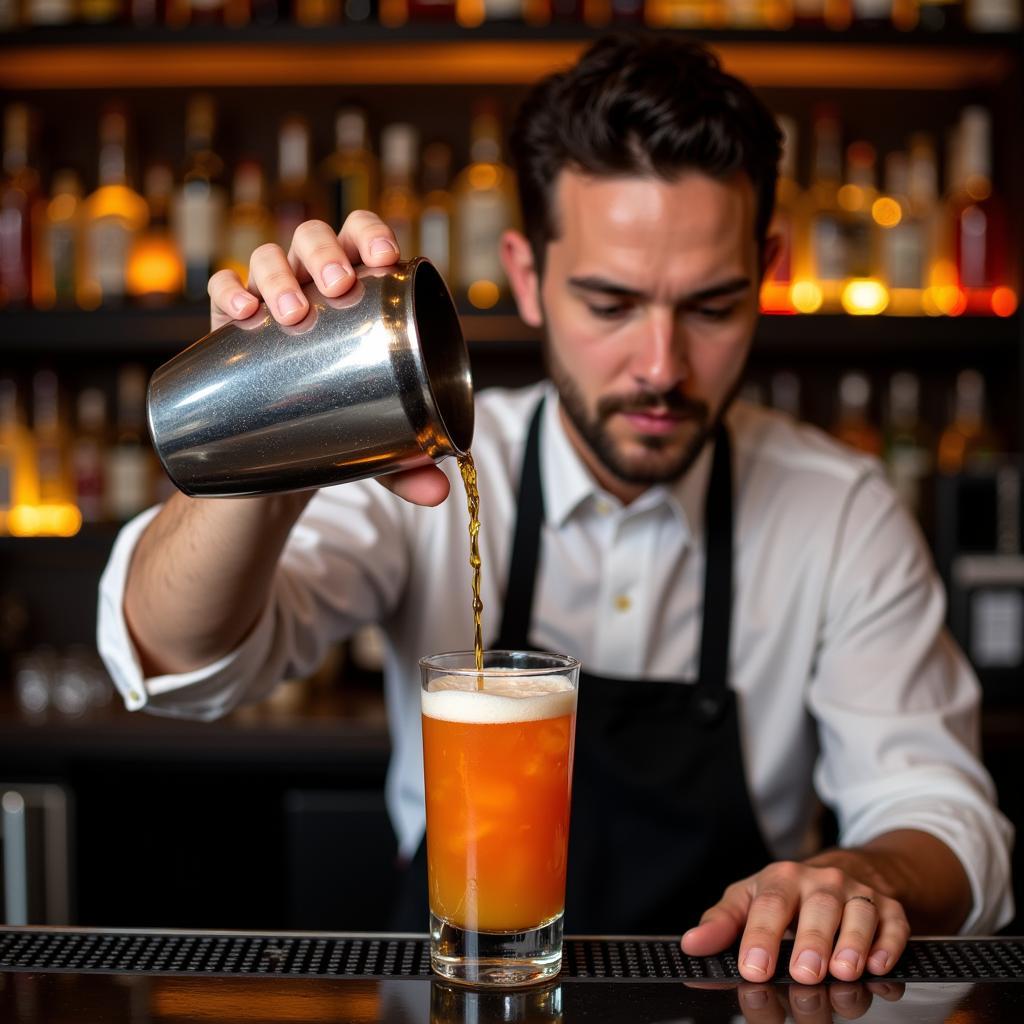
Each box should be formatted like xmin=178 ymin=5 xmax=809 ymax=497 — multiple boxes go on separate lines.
xmin=420 ymin=651 xmax=580 ymax=987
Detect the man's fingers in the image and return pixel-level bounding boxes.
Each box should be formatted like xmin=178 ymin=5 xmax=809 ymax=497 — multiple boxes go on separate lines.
xmin=208 ymin=267 xmax=258 ymax=327
xmin=829 ymin=982 xmax=873 ymax=1020
xmin=287 ymin=219 xmax=356 ymax=297
xmin=828 ymin=894 xmax=881 ymax=981
xmin=865 ymin=898 xmax=911 ymax=976
xmin=376 ymin=465 xmax=451 ymax=507
xmin=249 ymin=242 xmax=309 ymax=325
xmin=737 ymin=867 xmax=801 ymax=982
xmin=338 ymin=210 xmax=400 ymax=267
xmin=736 ymin=983 xmax=786 ymax=1024
xmin=789 ymin=878 xmax=847 ymax=984
xmin=785 ymin=984 xmax=833 ymax=1024
xmin=681 ymin=883 xmax=751 ymax=956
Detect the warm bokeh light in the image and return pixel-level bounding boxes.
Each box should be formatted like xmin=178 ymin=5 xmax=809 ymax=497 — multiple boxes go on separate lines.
xmin=790 ymin=280 xmax=823 ymax=314
xmin=759 ymin=281 xmax=796 ymax=315
xmin=991 ymin=286 xmax=1018 ymax=318
xmin=468 ymin=164 xmax=499 ymax=190
xmin=841 ymin=279 xmax=889 ymax=316
xmin=6 ymin=503 xmax=83 ymax=538
xmin=127 ymin=238 xmax=185 ymax=297
xmin=467 ymin=279 xmax=500 ymax=310
xmin=872 ymin=197 xmax=902 ymax=227
xmin=927 ymin=284 xmax=968 ymax=317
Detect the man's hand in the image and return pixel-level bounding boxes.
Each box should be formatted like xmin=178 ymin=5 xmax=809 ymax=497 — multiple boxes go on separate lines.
xmin=681 ymin=860 xmax=911 ymax=985
xmin=205 ymin=211 xmax=451 ymax=508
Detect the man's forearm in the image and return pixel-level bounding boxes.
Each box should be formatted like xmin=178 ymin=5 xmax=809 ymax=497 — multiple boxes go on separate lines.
xmin=805 ymin=829 xmax=972 ymax=933
xmin=123 ymin=490 xmax=312 ymax=677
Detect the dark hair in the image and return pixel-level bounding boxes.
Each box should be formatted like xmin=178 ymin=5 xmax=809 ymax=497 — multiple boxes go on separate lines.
xmin=509 ymin=32 xmax=782 ymax=273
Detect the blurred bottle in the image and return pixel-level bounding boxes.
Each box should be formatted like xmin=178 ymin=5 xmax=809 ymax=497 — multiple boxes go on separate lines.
xmin=378 ymin=0 xmax=408 ymax=24
xmin=274 ymin=116 xmax=321 ymax=251
xmin=167 ymin=0 xmax=248 ymax=26
xmin=790 ymin=0 xmax=850 ymax=26
xmin=850 ymin=0 xmax=889 ymax=27
xmin=343 ymin=0 xmax=376 ymax=19
xmin=884 ymin=372 xmax=932 ymax=519
xmin=221 ymin=160 xmax=273 ymax=283
xmin=0 ymin=379 xmax=35 ymax=536
xmin=419 ymin=142 xmax=454 ymax=279
xmin=0 ymin=0 xmax=18 ymax=28
xmin=453 ymin=101 xmax=516 ymax=311
xmin=408 ymin=0 xmax=455 ymax=19
xmin=769 ymin=370 xmax=801 ymax=419
xmin=79 ymin=0 xmax=122 ymax=23
xmin=915 ymin=0 xmax=962 ymax=29
xmin=72 ymin=387 xmax=108 ymax=524
xmin=81 ymin=108 xmax=149 ymax=309
xmin=36 ymin=169 xmax=83 ymax=310
xmin=456 ymin=0 xmax=522 ymax=24
xmin=838 ymin=142 xmax=886 ymax=316
xmin=31 ymin=369 xmax=73 ymax=508
xmin=937 ymin=369 xmax=999 ymax=475
xmin=25 ymin=0 xmax=74 ymax=26
xmin=948 ymin=107 xmax=1012 ymax=317
xmin=322 ymin=108 xmax=377 ymax=232
xmin=966 ymin=0 xmax=1020 ymax=27
xmin=130 ymin=0 xmax=162 ymax=26
xmin=760 ymin=114 xmax=798 ymax=315
xmin=251 ymin=0 xmax=279 ymax=23
xmin=796 ymin=107 xmax=844 ymax=315
xmin=295 ymin=0 xmax=340 ymax=25
xmin=833 ymin=372 xmax=882 ymax=456
xmin=128 ymin=163 xmax=184 ymax=306
xmin=379 ymin=123 xmax=419 ymax=257
xmin=106 ymin=364 xmax=155 ymax=522
xmin=1 ymin=104 xmax=41 ymax=309
xmin=646 ymin=0 xmax=709 ymax=27
xmin=173 ymin=95 xmax=227 ymax=302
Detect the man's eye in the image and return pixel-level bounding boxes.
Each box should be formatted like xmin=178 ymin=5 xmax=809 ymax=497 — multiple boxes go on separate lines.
xmin=696 ymin=305 xmax=737 ymax=321
xmin=588 ymin=304 xmax=629 ymax=319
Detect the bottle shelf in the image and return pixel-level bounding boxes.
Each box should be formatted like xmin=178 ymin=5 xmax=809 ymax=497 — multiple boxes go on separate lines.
xmin=0 ymin=28 xmax=1019 ymax=89
xmin=0 ymin=306 xmax=1017 ymax=357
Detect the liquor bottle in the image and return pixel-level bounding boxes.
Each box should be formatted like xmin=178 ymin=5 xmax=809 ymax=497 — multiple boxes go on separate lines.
xmin=79 ymin=0 xmax=122 ymax=22
xmin=966 ymin=0 xmax=1020 ymax=28
xmin=221 ymin=160 xmax=273 ymax=284
xmin=949 ymin=107 xmax=1011 ymax=317
xmin=81 ymin=108 xmax=149 ymax=309
xmin=796 ymin=107 xmax=844 ymax=314
xmin=915 ymin=0 xmax=962 ymax=29
xmin=838 ymin=141 xmax=886 ymax=316
xmin=378 ymin=0 xmax=408 ymax=25
xmin=453 ymin=102 xmax=517 ymax=311
xmin=407 ymin=0 xmax=455 ymax=18
xmin=760 ymin=114 xmax=798 ymax=315
xmin=25 ymin=0 xmax=73 ymax=25
xmin=0 ymin=379 xmax=34 ymax=536
xmin=646 ymin=0 xmax=708 ymax=27
xmin=31 ymin=369 xmax=73 ymax=511
xmin=379 ymin=123 xmax=419 ymax=258
xmin=274 ymin=116 xmax=321 ymax=252
xmin=294 ymin=0 xmax=339 ymax=24
xmin=343 ymin=0 xmax=376 ymax=18
xmin=251 ymin=0 xmax=279 ymax=23
xmin=850 ymin=0 xmax=889 ymax=28
xmin=322 ymin=108 xmax=377 ymax=233
xmin=0 ymin=0 xmax=18 ymax=28
xmin=884 ymin=372 xmax=932 ymax=519
xmin=106 ymin=364 xmax=155 ymax=522
xmin=903 ymin=134 xmax=946 ymax=316
xmin=769 ymin=370 xmax=801 ymax=419
xmin=937 ymin=369 xmax=999 ymax=475
xmin=0 ymin=104 xmax=41 ymax=310
xmin=166 ymin=0 xmax=249 ymax=26
xmin=36 ymin=169 xmax=82 ymax=310
xmin=833 ymin=372 xmax=882 ymax=456
xmin=173 ymin=95 xmax=227 ymax=303
xmin=72 ymin=387 xmax=108 ymax=524
xmin=419 ymin=142 xmax=454 ymax=279
xmin=128 ymin=163 xmax=184 ymax=306
xmin=875 ymin=152 xmax=917 ymax=315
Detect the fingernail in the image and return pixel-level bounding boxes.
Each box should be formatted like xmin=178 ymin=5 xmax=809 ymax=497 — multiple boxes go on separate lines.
xmin=794 ymin=990 xmax=822 ymax=1012
xmin=833 ymin=987 xmax=858 ymax=1009
xmin=835 ymin=947 xmax=860 ymax=971
xmin=742 ymin=948 xmax=770 ymax=975
xmin=743 ymin=989 xmax=768 ymax=1009
xmin=370 ymin=238 xmax=396 ymax=257
xmin=231 ymin=292 xmax=254 ymax=315
xmin=868 ymin=951 xmax=890 ymax=974
xmin=322 ymin=262 xmax=347 ymax=287
xmin=278 ymin=291 xmax=303 ymax=316
xmin=795 ymin=950 xmax=823 ymax=978
xmin=681 ymin=928 xmax=696 ymax=944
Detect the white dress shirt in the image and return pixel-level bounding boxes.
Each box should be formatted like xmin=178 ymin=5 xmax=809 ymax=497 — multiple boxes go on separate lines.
xmin=97 ymin=381 xmax=1014 ymax=933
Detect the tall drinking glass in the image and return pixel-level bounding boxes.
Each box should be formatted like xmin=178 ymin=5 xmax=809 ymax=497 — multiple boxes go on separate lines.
xmin=420 ymin=650 xmax=580 ymax=987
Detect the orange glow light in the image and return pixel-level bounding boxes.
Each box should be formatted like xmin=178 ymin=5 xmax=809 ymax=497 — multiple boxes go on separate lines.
xmin=841 ymin=279 xmax=889 ymax=316
xmin=790 ymin=280 xmax=823 ymax=315
xmin=991 ymin=287 xmax=1018 ymax=318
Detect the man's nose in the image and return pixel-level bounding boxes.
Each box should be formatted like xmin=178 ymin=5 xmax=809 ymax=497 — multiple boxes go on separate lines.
xmin=632 ymin=308 xmax=687 ymax=394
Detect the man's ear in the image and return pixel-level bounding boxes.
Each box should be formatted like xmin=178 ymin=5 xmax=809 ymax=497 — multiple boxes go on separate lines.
xmin=760 ymin=231 xmax=783 ymax=282
xmin=500 ymin=230 xmax=543 ymax=328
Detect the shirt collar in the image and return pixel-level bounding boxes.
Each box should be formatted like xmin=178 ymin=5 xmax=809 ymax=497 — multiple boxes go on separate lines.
xmin=539 ymin=383 xmax=719 ymax=545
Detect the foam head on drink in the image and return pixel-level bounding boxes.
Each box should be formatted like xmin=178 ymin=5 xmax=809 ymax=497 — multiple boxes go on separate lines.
xmin=422 ymin=672 xmax=577 ymax=934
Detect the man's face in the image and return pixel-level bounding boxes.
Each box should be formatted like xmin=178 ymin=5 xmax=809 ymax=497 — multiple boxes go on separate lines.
xmin=520 ymin=169 xmax=763 ymax=499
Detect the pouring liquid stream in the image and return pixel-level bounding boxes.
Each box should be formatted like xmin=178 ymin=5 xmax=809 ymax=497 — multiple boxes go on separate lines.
xmin=457 ymin=452 xmax=485 ymax=689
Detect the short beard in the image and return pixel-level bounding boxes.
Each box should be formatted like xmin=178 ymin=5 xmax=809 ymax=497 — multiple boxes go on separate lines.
xmin=544 ymin=341 xmax=731 ymax=487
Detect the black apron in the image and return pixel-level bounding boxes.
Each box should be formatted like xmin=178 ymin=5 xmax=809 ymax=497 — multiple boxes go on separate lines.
xmin=392 ymin=400 xmax=773 ymax=934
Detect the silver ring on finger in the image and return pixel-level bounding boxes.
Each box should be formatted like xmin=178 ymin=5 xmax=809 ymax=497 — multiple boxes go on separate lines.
xmin=845 ymin=895 xmax=875 ymax=908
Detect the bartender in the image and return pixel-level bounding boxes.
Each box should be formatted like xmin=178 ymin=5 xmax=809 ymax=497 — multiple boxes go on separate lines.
xmin=98 ymin=32 xmax=1012 ymax=984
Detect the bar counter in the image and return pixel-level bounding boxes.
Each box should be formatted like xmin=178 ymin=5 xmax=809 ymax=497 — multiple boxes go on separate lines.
xmin=2 ymin=927 xmax=1023 ymax=1023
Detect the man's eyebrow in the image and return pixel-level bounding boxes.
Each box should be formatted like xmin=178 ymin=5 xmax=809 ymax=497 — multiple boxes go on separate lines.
xmin=567 ymin=275 xmax=752 ymax=303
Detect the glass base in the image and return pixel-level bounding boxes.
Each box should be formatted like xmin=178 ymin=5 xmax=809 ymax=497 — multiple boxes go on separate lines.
xmin=429 ymin=911 xmax=563 ymax=987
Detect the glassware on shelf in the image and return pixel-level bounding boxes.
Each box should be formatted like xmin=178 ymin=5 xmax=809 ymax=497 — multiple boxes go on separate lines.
xmin=1 ymin=104 xmax=41 ymax=310
xmin=128 ymin=162 xmax=185 ymax=306
xmin=937 ymin=368 xmax=1000 ymax=475
xmin=884 ymin=371 xmax=932 ymax=519
xmin=833 ymin=372 xmax=882 ymax=456
xmin=379 ymin=122 xmax=420 ymax=259
xmin=221 ymin=160 xmax=274 ymax=284
xmin=322 ymin=107 xmax=378 ymax=233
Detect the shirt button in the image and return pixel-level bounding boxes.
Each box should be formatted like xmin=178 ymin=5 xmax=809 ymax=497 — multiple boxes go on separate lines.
xmin=128 ymin=689 xmax=141 ymax=703
xmin=614 ymin=594 xmax=632 ymax=612
xmin=595 ymin=499 xmax=613 ymax=516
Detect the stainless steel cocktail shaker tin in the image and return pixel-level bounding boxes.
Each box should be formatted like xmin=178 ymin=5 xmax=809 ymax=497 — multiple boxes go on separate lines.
xmin=147 ymin=258 xmax=474 ymax=497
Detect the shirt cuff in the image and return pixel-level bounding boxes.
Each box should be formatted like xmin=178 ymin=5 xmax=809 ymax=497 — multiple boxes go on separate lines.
xmin=97 ymin=506 xmax=277 ymax=721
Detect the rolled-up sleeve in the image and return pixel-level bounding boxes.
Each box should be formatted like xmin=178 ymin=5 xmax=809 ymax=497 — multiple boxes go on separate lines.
xmin=809 ymin=470 xmax=1014 ymax=934
xmin=97 ymin=482 xmax=410 ymax=721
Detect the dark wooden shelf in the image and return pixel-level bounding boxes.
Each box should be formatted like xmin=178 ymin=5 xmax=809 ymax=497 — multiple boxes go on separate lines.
xmin=0 ymin=27 xmax=1018 ymax=88
xmin=0 ymin=306 xmax=1016 ymax=358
